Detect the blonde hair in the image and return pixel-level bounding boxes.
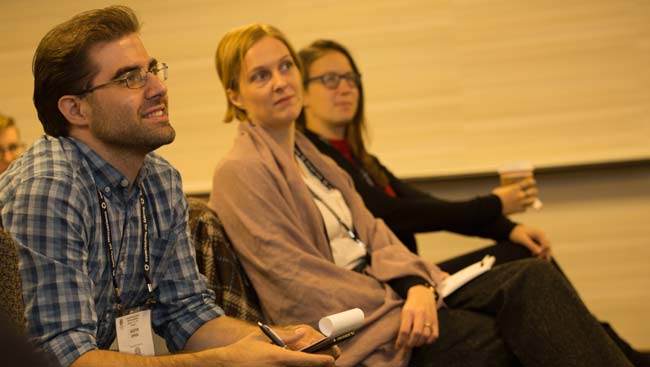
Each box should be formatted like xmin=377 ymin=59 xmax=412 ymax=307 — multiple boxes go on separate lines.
xmin=215 ymin=23 xmax=302 ymax=122
xmin=0 ymin=113 xmax=16 ymax=133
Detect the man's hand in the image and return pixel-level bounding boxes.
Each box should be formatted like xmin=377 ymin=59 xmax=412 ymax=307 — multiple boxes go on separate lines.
xmin=509 ymin=224 xmax=552 ymax=260
xmin=396 ymin=285 xmax=438 ymax=349
xmin=197 ymin=330 xmax=337 ymax=367
xmin=277 ymin=324 xmax=341 ymax=360
xmin=182 ymin=317 xmax=338 ymax=366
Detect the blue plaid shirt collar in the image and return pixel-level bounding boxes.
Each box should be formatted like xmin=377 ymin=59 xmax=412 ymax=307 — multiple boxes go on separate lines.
xmin=65 ymin=137 xmax=151 ymax=199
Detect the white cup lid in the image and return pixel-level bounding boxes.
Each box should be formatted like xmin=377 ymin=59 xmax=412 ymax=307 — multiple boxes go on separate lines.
xmin=498 ymin=162 xmax=533 ymax=174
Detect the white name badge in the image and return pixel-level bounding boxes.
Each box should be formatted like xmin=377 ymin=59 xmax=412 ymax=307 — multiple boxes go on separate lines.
xmin=115 ymin=309 xmax=155 ymax=356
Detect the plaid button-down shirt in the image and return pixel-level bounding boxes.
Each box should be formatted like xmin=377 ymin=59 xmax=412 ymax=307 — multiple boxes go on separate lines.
xmin=0 ymin=136 xmax=223 ymax=367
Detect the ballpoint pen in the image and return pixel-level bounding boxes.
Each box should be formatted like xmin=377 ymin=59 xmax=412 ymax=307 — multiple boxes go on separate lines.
xmin=257 ymin=321 xmax=288 ymax=349
xmin=300 ymin=331 xmax=356 ymax=353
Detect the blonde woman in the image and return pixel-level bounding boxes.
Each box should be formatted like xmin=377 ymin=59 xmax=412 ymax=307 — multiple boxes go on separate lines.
xmin=208 ymin=23 xmax=633 ymax=367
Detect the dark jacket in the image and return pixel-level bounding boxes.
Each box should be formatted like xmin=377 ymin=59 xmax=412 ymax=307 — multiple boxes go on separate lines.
xmin=303 ymin=129 xmax=516 ymax=253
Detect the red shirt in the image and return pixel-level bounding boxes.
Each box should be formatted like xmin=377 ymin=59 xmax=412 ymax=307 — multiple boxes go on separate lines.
xmin=327 ymin=138 xmax=397 ymax=197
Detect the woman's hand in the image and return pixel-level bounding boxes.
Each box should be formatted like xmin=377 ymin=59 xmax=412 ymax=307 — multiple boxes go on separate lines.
xmin=492 ymin=177 xmax=538 ymax=215
xmin=509 ymin=224 xmax=552 ymax=260
xmin=395 ymin=285 xmax=439 ymax=349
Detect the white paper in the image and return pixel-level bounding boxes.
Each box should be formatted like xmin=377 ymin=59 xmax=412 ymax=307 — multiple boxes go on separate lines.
xmin=318 ymin=308 xmax=364 ymax=337
xmin=437 ymin=255 xmax=496 ymax=298
xmin=115 ymin=309 xmax=155 ymax=356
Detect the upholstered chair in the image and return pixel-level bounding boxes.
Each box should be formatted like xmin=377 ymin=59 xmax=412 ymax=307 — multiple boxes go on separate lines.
xmin=0 ymin=229 xmax=26 ymax=331
xmin=187 ymin=198 xmax=264 ymax=322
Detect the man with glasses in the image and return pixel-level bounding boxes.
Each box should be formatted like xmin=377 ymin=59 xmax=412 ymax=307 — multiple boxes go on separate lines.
xmin=0 ymin=6 xmax=336 ymax=367
xmin=0 ymin=114 xmax=24 ymax=174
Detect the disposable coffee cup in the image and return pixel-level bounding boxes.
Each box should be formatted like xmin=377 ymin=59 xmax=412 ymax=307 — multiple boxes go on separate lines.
xmin=497 ymin=162 xmax=543 ymax=210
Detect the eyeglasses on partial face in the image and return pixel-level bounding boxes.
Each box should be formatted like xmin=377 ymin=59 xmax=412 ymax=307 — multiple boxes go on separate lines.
xmin=306 ymin=72 xmax=361 ymax=90
xmin=77 ymin=62 xmax=169 ymax=95
xmin=0 ymin=143 xmax=25 ymax=157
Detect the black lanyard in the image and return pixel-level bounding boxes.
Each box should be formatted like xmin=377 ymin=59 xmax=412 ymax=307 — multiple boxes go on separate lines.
xmin=295 ymin=146 xmax=367 ymax=250
xmin=313 ymin=133 xmax=377 ymax=188
xmin=96 ymin=186 xmax=154 ymax=315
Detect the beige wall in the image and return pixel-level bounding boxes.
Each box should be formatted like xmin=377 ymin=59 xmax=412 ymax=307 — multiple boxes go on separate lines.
xmin=415 ymin=163 xmax=650 ymax=349
xmin=1 ymin=0 xmax=649 ymax=193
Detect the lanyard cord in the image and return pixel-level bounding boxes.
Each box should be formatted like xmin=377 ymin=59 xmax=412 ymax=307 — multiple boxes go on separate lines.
xmin=313 ymin=133 xmax=377 ymax=188
xmin=295 ymin=145 xmax=333 ymax=189
xmin=96 ymin=186 xmax=154 ymax=316
xmin=295 ymin=146 xmax=367 ymax=249
xmin=306 ymin=186 xmax=367 ymax=249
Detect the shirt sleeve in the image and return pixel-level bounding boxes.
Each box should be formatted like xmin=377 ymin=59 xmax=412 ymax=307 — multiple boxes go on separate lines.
xmin=149 ymin=176 xmax=224 ymax=352
xmin=307 ymin=138 xmax=516 ymax=241
xmin=369 ymin=158 xmax=516 ymax=240
xmin=387 ymin=275 xmax=431 ymax=299
xmin=6 ymin=175 xmax=100 ymax=367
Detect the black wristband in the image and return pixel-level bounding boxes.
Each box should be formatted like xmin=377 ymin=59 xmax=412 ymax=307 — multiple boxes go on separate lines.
xmin=387 ymin=276 xmax=439 ymax=301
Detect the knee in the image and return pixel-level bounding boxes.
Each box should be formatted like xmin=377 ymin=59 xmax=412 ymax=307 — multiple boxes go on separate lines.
xmin=523 ymin=257 xmax=554 ymax=270
xmin=517 ymin=257 xmax=564 ymax=284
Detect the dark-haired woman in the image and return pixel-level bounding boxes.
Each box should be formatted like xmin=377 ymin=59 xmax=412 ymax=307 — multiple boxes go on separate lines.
xmin=296 ymin=38 xmax=648 ymax=366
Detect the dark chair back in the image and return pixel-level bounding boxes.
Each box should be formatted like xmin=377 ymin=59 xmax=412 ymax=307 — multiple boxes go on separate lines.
xmin=187 ymin=198 xmax=264 ymax=322
xmin=0 ymin=229 xmax=26 ymax=331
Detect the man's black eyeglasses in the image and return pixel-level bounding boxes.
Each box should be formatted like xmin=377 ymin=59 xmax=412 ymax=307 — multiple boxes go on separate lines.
xmin=77 ymin=63 xmax=168 ymax=95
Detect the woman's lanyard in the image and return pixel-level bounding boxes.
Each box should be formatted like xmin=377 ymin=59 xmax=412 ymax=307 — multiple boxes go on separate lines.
xmin=294 ymin=146 xmax=367 ymax=250
xmin=96 ymin=186 xmax=154 ymax=316
xmin=313 ymin=133 xmax=377 ymax=188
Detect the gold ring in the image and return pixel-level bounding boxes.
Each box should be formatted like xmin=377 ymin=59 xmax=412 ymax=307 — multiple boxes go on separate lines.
xmin=424 ymin=322 xmax=432 ymax=328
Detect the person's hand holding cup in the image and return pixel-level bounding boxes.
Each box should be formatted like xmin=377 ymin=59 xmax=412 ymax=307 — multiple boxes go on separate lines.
xmin=493 ymin=162 xmax=543 ymax=215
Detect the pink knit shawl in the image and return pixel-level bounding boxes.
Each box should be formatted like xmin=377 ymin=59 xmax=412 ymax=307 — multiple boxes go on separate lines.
xmin=209 ymin=121 xmax=442 ymax=367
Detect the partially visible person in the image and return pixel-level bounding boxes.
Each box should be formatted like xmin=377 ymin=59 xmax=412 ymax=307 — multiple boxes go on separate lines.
xmin=0 ymin=114 xmax=24 ymax=174
xmin=296 ymin=39 xmax=650 ymax=366
xmin=209 ymin=22 xmax=634 ymax=367
xmin=0 ymin=6 xmax=335 ymax=367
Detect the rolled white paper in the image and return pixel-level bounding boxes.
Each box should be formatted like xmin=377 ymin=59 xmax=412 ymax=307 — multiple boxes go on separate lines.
xmin=318 ymin=308 xmax=365 ymax=337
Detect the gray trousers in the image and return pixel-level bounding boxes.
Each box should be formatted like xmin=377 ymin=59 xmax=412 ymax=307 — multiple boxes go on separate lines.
xmin=410 ymin=258 xmax=633 ymax=367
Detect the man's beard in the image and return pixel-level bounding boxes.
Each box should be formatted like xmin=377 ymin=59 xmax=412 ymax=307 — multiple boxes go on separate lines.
xmin=91 ymin=103 xmax=175 ymax=154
